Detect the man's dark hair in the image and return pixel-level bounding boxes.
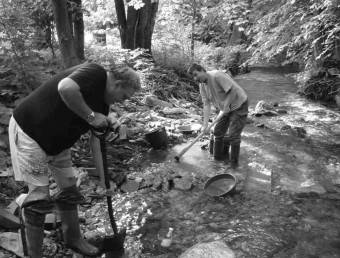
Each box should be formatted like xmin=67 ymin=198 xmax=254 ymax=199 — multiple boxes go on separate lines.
xmin=187 ymin=63 xmax=206 ymax=75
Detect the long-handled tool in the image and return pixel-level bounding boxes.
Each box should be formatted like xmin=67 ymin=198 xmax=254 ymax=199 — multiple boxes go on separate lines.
xmin=97 ymin=135 xmax=126 ymax=257
xmin=174 ymin=113 xmax=224 ymax=162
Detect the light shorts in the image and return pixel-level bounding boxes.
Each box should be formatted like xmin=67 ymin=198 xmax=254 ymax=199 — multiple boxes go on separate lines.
xmin=8 ymin=116 xmax=75 ymax=186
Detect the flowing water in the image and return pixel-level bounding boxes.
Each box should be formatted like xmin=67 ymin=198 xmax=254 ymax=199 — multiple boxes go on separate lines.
xmin=116 ymin=68 xmax=340 ymax=258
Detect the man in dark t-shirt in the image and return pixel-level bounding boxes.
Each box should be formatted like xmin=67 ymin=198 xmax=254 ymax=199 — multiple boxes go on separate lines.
xmin=8 ymin=62 xmax=141 ymax=257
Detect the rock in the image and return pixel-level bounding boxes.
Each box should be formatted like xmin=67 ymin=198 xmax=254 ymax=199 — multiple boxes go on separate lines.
xmin=120 ymin=179 xmax=140 ymax=193
xmin=0 ymin=232 xmax=24 ymax=257
xmin=143 ymin=95 xmax=173 ymax=108
xmin=173 ymin=177 xmax=192 ymax=191
xmin=179 ymin=240 xmax=235 ymax=258
xmin=253 ymin=100 xmax=280 ymax=116
xmin=0 ymin=134 xmax=8 ymax=149
xmin=294 ymin=126 xmax=307 ymax=138
xmin=280 ymin=125 xmax=307 ymax=138
xmin=7 ymin=200 xmax=19 ymax=216
xmin=255 ymin=123 xmax=269 ymax=128
xmin=0 ymin=68 xmax=14 ymax=79
xmin=335 ymin=94 xmax=340 ymax=108
xmin=276 ymin=109 xmax=288 ymax=114
xmin=0 ymin=167 xmax=13 ymax=177
xmin=0 ymin=104 xmax=12 ymax=125
xmin=161 ymin=107 xmax=186 ymax=115
xmin=0 ymin=209 xmax=20 ymax=229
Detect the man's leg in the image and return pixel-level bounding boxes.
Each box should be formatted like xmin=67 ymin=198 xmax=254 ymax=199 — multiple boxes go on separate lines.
xmin=213 ymin=114 xmax=230 ymax=161
xmin=50 ymin=149 xmax=99 ymax=257
xmin=228 ymin=104 xmax=248 ymax=168
xmin=22 ymin=184 xmax=52 ymax=258
xmin=8 ymin=117 xmax=52 ymax=258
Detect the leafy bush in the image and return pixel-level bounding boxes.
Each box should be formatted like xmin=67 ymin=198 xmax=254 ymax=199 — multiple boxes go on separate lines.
xmin=0 ymin=0 xmax=40 ymax=90
xmin=247 ymin=0 xmax=340 ymax=70
xmin=298 ymin=75 xmax=340 ymax=102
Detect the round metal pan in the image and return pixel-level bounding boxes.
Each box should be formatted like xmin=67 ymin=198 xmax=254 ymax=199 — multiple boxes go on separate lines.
xmin=204 ymin=173 xmax=237 ymax=197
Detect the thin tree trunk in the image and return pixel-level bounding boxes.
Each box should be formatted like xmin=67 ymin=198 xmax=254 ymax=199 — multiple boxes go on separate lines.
xmin=72 ymin=0 xmax=85 ymax=60
xmin=51 ymin=0 xmax=79 ymax=67
xmin=135 ymin=0 xmax=159 ymax=52
xmin=125 ymin=6 xmax=138 ymax=49
xmin=46 ymin=22 xmax=55 ymax=57
xmin=191 ymin=4 xmax=196 ymax=60
xmin=114 ymin=0 xmax=127 ymax=48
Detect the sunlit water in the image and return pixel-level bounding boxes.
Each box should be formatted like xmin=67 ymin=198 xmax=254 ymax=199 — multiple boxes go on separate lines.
xmin=101 ymin=69 xmax=340 ymax=258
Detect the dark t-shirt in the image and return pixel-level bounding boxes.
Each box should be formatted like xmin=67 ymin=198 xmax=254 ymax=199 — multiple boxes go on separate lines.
xmin=13 ymin=62 xmax=109 ymax=155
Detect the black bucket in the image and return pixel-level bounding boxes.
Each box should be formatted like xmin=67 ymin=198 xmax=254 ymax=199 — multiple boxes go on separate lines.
xmin=145 ymin=127 xmax=168 ymax=149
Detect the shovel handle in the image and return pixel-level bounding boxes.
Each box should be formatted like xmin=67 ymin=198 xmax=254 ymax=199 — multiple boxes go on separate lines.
xmin=175 ymin=113 xmax=223 ymax=161
xmin=99 ymin=138 xmax=119 ymax=235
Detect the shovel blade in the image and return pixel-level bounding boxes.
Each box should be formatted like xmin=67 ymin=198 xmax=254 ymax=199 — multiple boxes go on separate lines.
xmin=94 ymin=229 xmax=126 ymax=257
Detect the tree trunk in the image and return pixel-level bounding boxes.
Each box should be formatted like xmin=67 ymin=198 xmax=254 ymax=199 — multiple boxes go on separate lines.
xmin=125 ymin=6 xmax=138 ymax=49
xmin=72 ymin=0 xmax=85 ymax=60
xmin=191 ymin=3 xmax=196 ymax=60
xmin=115 ymin=0 xmax=159 ymax=51
xmin=51 ymin=0 xmax=79 ymax=67
xmin=114 ymin=0 xmax=127 ymax=48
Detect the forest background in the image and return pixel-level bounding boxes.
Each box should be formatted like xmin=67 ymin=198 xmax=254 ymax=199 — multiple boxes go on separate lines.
xmin=0 ymin=0 xmax=339 ymax=104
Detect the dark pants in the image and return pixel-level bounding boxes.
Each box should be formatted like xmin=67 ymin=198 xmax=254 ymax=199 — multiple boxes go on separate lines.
xmin=213 ymin=100 xmax=248 ymax=144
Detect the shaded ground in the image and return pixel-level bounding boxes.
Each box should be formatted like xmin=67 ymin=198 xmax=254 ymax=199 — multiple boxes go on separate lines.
xmin=1 ymin=68 xmax=340 ymax=257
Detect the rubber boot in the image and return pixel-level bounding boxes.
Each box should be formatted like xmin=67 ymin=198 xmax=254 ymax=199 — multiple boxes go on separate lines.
xmin=213 ymin=138 xmax=225 ymax=161
xmin=209 ymin=134 xmax=214 ymax=155
xmin=223 ymin=137 xmax=230 ymax=162
xmin=23 ymin=208 xmax=45 ymax=258
xmin=230 ymin=143 xmax=240 ymax=168
xmin=57 ymin=203 xmax=99 ymax=257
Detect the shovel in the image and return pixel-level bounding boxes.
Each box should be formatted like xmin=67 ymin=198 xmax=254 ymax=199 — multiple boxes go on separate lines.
xmin=97 ymin=136 xmax=126 ymax=257
xmin=174 ymin=112 xmax=224 ymax=162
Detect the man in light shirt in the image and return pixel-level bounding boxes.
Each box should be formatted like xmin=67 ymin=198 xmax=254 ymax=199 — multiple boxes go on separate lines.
xmin=188 ymin=63 xmax=248 ymax=168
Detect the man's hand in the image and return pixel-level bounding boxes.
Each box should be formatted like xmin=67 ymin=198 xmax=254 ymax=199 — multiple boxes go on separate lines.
xmin=108 ymin=113 xmax=121 ymax=132
xmin=89 ymin=112 xmax=109 ymax=129
xmin=201 ymin=124 xmax=210 ymax=134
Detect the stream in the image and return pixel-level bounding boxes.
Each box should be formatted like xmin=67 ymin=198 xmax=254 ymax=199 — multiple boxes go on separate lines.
xmin=114 ymin=68 xmax=340 ymax=258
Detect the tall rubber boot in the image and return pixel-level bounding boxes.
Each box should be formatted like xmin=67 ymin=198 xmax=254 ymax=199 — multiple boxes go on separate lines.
xmin=209 ymin=134 xmax=214 ymax=155
xmin=213 ymin=138 xmax=225 ymax=161
xmin=57 ymin=203 xmax=99 ymax=257
xmin=223 ymin=137 xmax=230 ymax=162
xmin=230 ymin=143 xmax=240 ymax=168
xmin=23 ymin=208 xmax=45 ymax=258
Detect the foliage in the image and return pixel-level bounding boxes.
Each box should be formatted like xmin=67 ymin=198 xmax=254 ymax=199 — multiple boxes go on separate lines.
xmin=196 ymin=0 xmax=250 ymax=46
xmin=247 ymin=0 xmax=340 ymax=69
xmin=83 ymin=0 xmax=116 ymax=31
xmin=298 ymin=74 xmax=340 ymax=102
xmin=0 ymin=0 xmax=39 ymax=90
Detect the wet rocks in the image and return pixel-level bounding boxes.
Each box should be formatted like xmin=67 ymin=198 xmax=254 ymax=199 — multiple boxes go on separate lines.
xmin=179 ymin=240 xmax=235 ymax=258
xmin=280 ymin=125 xmax=307 ymax=138
xmin=253 ymin=100 xmax=279 ymax=117
xmin=173 ymin=177 xmax=192 ymax=191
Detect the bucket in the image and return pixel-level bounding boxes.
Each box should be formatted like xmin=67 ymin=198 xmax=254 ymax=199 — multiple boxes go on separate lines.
xmin=145 ymin=127 xmax=168 ymax=149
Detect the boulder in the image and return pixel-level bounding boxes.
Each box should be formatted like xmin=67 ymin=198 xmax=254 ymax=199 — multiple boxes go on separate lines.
xmin=0 ymin=232 xmax=24 ymax=257
xmin=179 ymin=240 xmax=235 ymax=258
xmin=253 ymin=100 xmax=279 ymax=117
xmin=143 ymin=95 xmax=173 ymax=108
xmin=173 ymin=177 xmax=192 ymax=191
xmin=335 ymin=93 xmax=340 ymax=108
xmin=0 ymin=209 xmax=20 ymax=229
